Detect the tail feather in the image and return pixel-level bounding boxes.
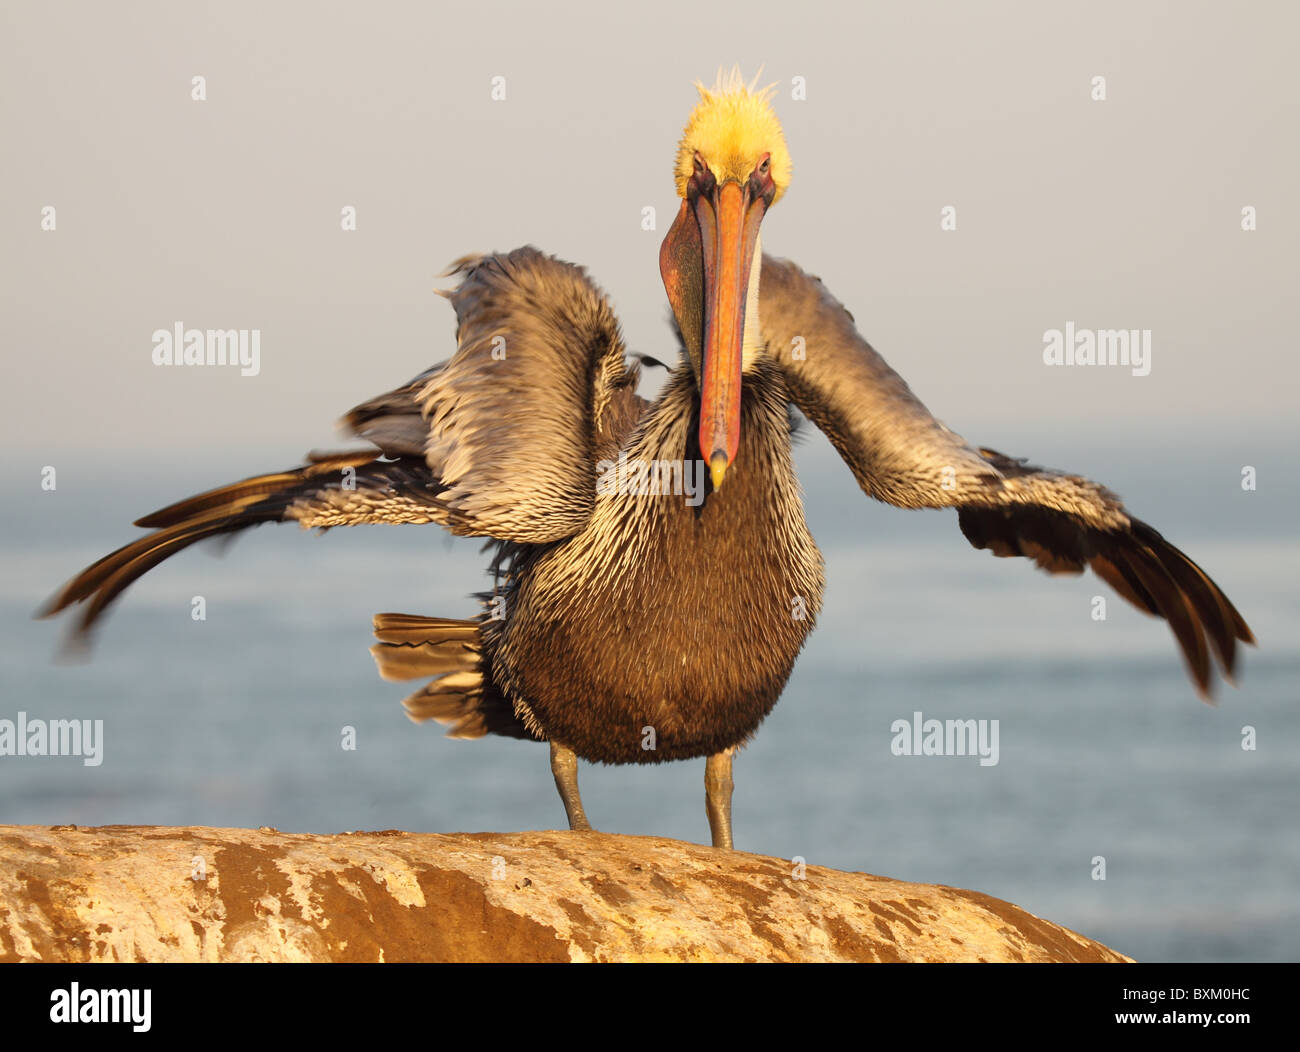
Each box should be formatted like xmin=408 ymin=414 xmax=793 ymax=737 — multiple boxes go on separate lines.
xmin=372 ymin=641 xmax=478 ymax=682
xmin=372 ymin=613 xmax=481 ymax=648
xmin=371 ymin=613 xmax=538 ymax=742
xmin=403 ymin=672 xmax=490 ymax=738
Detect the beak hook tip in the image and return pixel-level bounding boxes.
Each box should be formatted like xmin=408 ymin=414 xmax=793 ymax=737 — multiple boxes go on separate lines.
xmin=709 ymin=451 xmax=729 ymax=491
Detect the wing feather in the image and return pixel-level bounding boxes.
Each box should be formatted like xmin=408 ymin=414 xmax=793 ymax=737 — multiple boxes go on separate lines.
xmin=43 ymin=246 xmax=643 ymax=644
xmin=415 ymin=247 xmax=638 ymax=543
xmin=762 ymin=255 xmax=1254 ymax=697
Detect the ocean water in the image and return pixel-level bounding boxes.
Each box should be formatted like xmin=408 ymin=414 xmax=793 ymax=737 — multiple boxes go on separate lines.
xmin=2 ymin=444 xmax=1297 ymax=963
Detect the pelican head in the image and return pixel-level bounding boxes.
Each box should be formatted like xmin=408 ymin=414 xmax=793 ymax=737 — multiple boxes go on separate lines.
xmin=660 ymin=71 xmax=790 ymax=490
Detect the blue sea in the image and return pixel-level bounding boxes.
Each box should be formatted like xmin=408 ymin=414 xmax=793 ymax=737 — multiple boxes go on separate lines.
xmin=2 ymin=437 xmax=1297 ymax=963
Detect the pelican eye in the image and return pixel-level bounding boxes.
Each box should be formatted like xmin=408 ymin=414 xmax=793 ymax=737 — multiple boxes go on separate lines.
xmin=688 ymin=154 xmax=717 ymax=196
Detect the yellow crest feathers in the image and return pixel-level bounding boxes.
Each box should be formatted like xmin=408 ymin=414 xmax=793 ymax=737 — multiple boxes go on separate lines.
xmin=675 ymin=67 xmax=791 ymax=203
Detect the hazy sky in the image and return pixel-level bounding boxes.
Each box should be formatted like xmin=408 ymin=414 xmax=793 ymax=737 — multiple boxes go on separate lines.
xmin=2 ymin=0 xmax=1296 ymax=461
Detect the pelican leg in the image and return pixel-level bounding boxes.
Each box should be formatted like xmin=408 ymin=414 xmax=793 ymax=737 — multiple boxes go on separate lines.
xmin=705 ymin=748 xmax=736 ymax=849
xmin=550 ymin=740 xmax=593 ymax=831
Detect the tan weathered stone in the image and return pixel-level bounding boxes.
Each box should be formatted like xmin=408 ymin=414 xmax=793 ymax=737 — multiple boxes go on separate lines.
xmin=0 ymin=825 xmax=1131 ymax=963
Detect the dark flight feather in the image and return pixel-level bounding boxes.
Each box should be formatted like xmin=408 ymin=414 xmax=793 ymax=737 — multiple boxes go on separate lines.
xmin=761 ymin=255 xmax=1253 ymax=698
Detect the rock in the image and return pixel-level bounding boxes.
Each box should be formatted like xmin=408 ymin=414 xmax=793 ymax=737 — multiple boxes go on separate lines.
xmin=0 ymin=825 xmax=1131 ymax=962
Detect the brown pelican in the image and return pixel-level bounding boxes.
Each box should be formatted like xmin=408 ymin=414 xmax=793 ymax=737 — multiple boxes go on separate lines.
xmin=41 ymin=72 xmax=1253 ymax=849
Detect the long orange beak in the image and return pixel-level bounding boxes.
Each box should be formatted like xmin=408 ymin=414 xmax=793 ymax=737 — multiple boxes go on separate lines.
xmin=694 ymin=181 xmax=765 ymax=490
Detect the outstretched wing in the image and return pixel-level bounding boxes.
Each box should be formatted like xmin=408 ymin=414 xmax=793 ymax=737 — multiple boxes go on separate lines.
xmin=414 ymin=247 xmax=640 ymax=543
xmin=759 ymin=255 xmax=1254 ymax=697
xmin=347 ymin=246 xmax=643 ymax=540
xmin=42 ymin=246 xmax=641 ymax=642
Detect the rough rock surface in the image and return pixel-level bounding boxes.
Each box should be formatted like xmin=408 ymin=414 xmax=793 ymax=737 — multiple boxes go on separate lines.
xmin=0 ymin=825 xmax=1132 ymax=962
